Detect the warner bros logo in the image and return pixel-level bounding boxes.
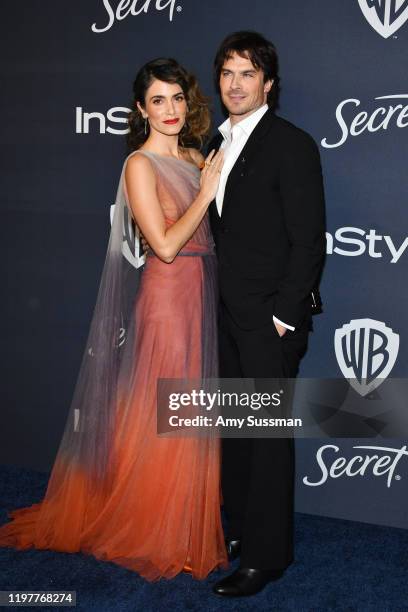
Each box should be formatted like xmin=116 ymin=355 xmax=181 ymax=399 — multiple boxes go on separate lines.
xmin=358 ymin=0 xmax=408 ymax=38
xmin=334 ymin=319 xmax=399 ymax=396
xmin=110 ymin=204 xmax=145 ymax=269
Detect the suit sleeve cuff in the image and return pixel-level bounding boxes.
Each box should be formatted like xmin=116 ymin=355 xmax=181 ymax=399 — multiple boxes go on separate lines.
xmin=273 ymin=315 xmax=295 ymax=331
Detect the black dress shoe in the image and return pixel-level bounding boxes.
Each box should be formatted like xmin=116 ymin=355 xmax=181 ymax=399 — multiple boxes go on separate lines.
xmin=213 ymin=567 xmax=284 ymax=597
xmin=225 ymin=538 xmax=241 ymax=561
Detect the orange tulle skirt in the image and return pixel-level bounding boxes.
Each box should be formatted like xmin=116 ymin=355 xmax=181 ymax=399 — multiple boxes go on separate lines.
xmin=0 ymin=254 xmax=228 ymax=580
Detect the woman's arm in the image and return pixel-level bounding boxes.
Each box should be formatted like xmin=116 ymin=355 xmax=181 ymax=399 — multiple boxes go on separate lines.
xmin=125 ymin=150 xmax=222 ymax=263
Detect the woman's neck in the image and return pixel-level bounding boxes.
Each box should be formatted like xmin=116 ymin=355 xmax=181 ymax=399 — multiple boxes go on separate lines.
xmin=141 ymin=132 xmax=182 ymax=158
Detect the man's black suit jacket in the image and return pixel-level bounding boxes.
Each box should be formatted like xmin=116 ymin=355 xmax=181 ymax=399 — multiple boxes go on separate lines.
xmin=208 ymin=108 xmax=326 ymax=331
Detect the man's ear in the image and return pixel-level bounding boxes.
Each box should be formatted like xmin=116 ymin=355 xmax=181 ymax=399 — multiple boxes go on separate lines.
xmin=264 ymin=79 xmax=273 ymax=94
xmin=136 ymin=101 xmax=147 ymax=118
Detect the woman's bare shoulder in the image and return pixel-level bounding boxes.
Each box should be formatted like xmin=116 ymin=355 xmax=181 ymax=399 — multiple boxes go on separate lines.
xmin=125 ymin=150 xmax=156 ymax=177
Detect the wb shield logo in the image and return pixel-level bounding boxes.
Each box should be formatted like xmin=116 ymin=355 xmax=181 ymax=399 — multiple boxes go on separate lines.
xmin=358 ymin=0 xmax=408 ymax=38
xmin=110 ymin=204 xmax=145 ymax=269
xmin=335 ymin=319 xmax=399 ymax=396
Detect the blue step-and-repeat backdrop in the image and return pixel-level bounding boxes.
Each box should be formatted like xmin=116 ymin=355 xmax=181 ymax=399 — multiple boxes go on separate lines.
xmin=1 ymin=1 xmax=407 ymax=529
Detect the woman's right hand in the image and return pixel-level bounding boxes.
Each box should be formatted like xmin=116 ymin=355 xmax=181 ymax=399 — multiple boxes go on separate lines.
xmin=199 ymin=149 xmax=224 ymax=203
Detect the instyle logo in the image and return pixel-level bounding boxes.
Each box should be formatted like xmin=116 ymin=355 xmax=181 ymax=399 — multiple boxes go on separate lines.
xmin=303 ymin=444 xmax=407 ymax=488
xmin=334 ymin=319 xmax=399 ymax=396
xmin=321 ymin=94 xmax=408 ymax=148
xmin=358 ymin=0 xmax=408 ymax=38
xmin=326 ymin=227 xmax=408 ymax=264
xmin=76 ymin=107 xmax=130 ymax=134
xmin=91 ymin=0 xmax=180 ymax=33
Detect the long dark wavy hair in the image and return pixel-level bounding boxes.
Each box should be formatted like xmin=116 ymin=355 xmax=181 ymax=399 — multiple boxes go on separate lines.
xmin=127 ymin=58 xmax=211 ymax=153
xmin=214 ymin=31 xmax=280 ymax=111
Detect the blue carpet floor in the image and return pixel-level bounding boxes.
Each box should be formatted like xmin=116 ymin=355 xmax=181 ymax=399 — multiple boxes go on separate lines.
xmin=0 ymin=464 xmax=407 ymax=611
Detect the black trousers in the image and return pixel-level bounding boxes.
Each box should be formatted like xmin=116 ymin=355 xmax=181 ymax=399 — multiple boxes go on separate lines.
xmin=218 ymin=300 xmax=309 ymax=570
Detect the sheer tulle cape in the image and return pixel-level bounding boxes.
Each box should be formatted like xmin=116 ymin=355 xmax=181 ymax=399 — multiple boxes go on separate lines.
xmin=0 ymin=151 xmax=228 ymax=580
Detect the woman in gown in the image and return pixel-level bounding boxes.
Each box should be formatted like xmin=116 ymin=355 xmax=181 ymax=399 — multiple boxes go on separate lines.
xmin=0 ymin=58 xmax=228 ymax=580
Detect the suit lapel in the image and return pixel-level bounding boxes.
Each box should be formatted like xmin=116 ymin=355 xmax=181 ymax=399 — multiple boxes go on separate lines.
xmin=208 ymin=134 xmax=223 ymax=220
xmin=208 ymin=133 xmax=223 ymax=154
xmin=222 ymin=109 xmax=277 ymax=215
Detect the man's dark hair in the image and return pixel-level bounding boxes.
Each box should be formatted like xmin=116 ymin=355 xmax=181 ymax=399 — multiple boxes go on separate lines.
xmin=214 ymin=31 xmax=280 ymax=110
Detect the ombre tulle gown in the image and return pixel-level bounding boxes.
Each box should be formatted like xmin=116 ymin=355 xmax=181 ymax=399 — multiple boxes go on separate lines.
xmin=0 ymin=150 xmax=228 ymax=580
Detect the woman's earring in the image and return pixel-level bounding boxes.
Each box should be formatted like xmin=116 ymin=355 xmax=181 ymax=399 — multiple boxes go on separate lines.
xmin=144 ymin=118 xmax=147 ymax=135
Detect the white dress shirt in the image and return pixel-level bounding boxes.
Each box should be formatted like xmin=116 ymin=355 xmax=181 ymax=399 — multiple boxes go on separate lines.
xmin=216 ymin=104 xmax=295 ymax=331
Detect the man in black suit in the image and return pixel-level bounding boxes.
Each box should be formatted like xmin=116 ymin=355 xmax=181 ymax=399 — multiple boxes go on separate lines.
xmin=209 ymin=31 xmax=326 ymax=597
